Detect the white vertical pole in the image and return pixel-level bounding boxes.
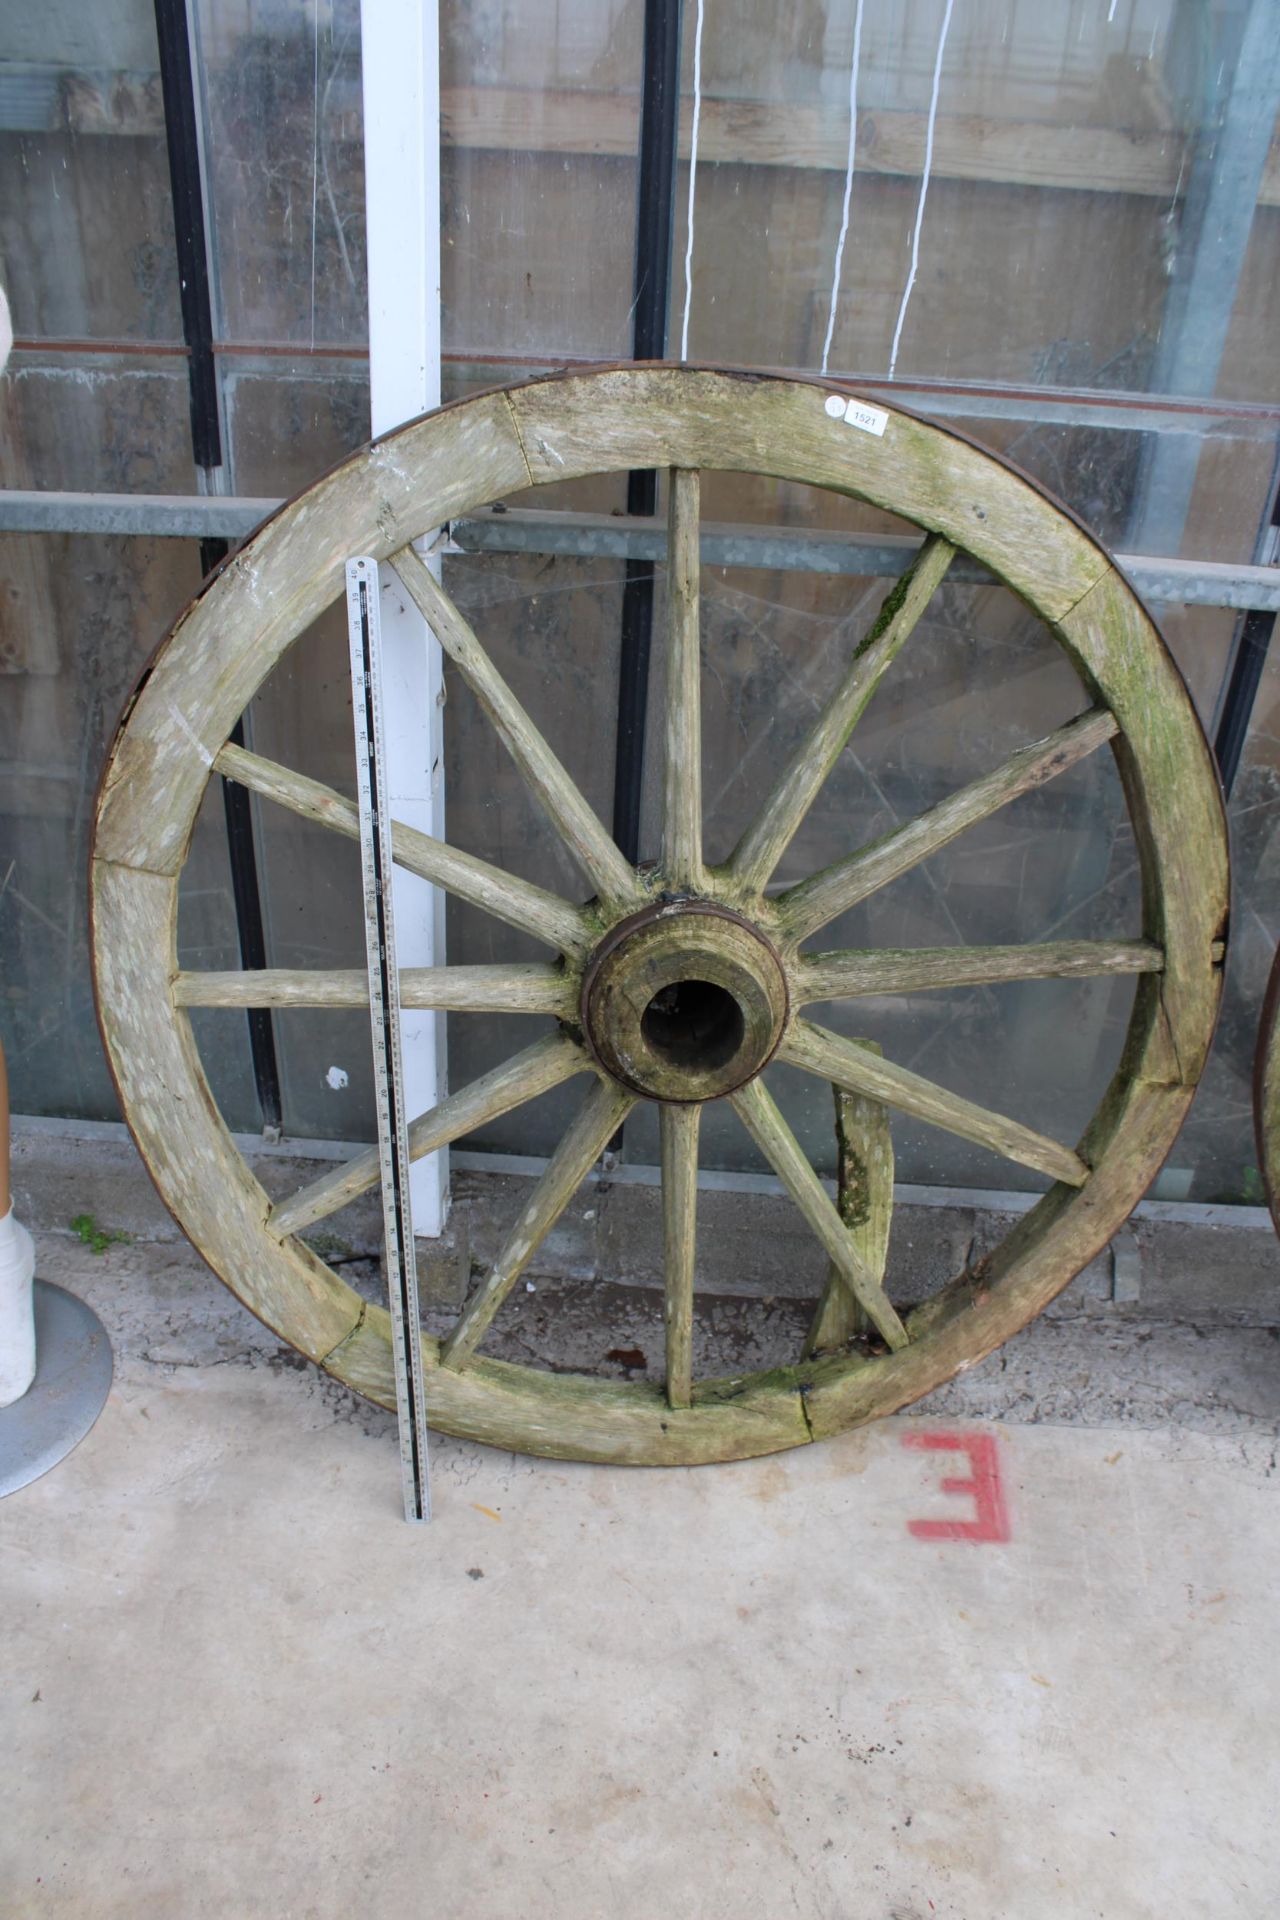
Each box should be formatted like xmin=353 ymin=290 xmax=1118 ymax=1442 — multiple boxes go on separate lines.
xmin=359 ymin=0 xmax=447 ymax=1233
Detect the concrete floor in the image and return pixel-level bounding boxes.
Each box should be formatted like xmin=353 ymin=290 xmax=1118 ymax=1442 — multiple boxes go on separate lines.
xmin=3 ymin=1216 xmax=1280 ymax=1916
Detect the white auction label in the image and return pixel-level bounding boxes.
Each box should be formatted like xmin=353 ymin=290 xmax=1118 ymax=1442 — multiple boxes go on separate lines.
xmin=841 ymin=397 xmax=888 ymax=437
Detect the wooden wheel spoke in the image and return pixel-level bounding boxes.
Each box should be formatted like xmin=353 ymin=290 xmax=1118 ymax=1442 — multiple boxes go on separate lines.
xmin=805 ymin=1060 xmax=894 ymax=1359
xmin=391 ymin=547 xmax=643 ymax=911
xmin=663 ymin=468 xmax=705 ymax=889
xmin=441 ymin=1077 xmax=635 ymax=1371
xmin=660 ymin=1103 xmax=700 ymax=1408
xmin=782 ymin=1017 xmax=1088 ymax=1188
xmin=729 ymin=534 xmax=956 ymax=895
xmin=214 ymin=741 xmax=588 ymax=956
xmin=796 ymin=939 xmax=1164 ymax=1004
xmin=729 ymin=1076 xmax=909 ymax=1351
xmin=268 ymin=1031 xmax=591 ymax=1240
xmin=778 ymin=706 xmax=1119 ymax=942
xmin=173 ymin=962 xmax=576 ymax=1014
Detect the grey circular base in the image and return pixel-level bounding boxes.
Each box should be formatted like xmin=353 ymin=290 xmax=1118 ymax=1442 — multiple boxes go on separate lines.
xmin=0 ymin=1280 xmax=113 ymax=1498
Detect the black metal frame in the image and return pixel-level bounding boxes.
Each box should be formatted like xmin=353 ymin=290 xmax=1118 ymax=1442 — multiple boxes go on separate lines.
xmin=611 ymin=0 xmax=683 ymax=866
xmin=153 ymin=0 xmax=282 ymax=1135
xmin=1214 ymin=462 xmax=1280 ymax=797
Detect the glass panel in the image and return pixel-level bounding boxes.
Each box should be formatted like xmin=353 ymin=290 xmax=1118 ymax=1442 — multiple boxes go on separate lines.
xmin=0 ymin=1 xmax=181 ymax=345
xmin=439 ymin=548 xmax=626 ymax=1155
xmin=0 ymin=531 xmax=255 ymax=1126
xmin=190 ymin=0 xmax=367 ymax=351
xmin=221 ymin=356 xmax=370 ymax=496
xmin=0 ymin=355 xmax=192 ymax=492
xmin=627 ymin=554 xmax=1139 ymax=1187
xmin=441 ymin=0 xmax=640 ymax=365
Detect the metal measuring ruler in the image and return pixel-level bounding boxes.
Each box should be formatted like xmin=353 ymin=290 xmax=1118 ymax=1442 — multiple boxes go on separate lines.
xmin=345 ymin=555 xmax=432 ymax=1524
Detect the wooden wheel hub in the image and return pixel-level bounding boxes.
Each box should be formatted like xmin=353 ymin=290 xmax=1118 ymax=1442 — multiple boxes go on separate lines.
xmin=580 ymin=902 xmax=789 ymax=1103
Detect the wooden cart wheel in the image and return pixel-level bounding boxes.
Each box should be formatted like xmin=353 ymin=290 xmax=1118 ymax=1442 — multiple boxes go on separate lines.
xmin=1255 ymin=946 xmax=1280 ymax=1232
xmin=91 ymin=366 xmax=1227 ymax=1465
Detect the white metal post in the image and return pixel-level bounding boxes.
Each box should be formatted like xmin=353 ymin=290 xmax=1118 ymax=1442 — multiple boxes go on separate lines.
xmin=359 ymin=0 xmax=447 ymax=1233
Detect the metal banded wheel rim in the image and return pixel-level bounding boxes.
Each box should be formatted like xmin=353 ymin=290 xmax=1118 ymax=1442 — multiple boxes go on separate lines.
xmin=91 ymin=365 xmax=1228 ymax=1467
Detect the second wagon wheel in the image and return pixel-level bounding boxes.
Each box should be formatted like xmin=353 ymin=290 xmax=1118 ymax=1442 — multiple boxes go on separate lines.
xmin=1255 ymin=945 xmax=1280 ymax=1233
xmin=91 ymin=366 xmax=1227 ymax=1465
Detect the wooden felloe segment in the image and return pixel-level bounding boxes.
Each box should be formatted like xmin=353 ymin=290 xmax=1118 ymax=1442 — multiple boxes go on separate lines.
xmin=660 ymin=1103 xmax=701 ymax=1408
xmin=1055 ymin=570 xmax=1227 ymax=1088
xmin=795 ymin=939 xmax=1164 ymax=1003
xmin=214 ymin=740 xmax=589 ymax=956
xmin=782 ymin=1016 xmax=1089 ymax=1188
xmin=663 ymin=468 xmax=705 ymax=891
xmin=173 ymin=963 xmax=576 ymax=1015
xmin=778 ymin=707 xmax=1119 ymax=943
xmin=392 ymin=545 xmax=643 ymax=913
xmin=1255 ymin=947 xmax=1280 ymax=1232
xmin=95 ymin=394 xmax=532 ymax=877
xmin=324 ymin=1300 xmax=814 ymax=1465
xmin=805 ymin=1054 xmax=894 ymax=1358
xmin=509 ymin=370 xmax=1111 ymax=619
xmin=90 ymin=365 xmax=1228 ymax=1466
xmin=441 ymin=1077 xmax=635 ymax=1370
xmin=728 ymin=533 xmax=956 ymax=895
xmin=803 ymin=981 xmax=1202 ymax=1444
xmin=730 ymin=1077 xmax=909 ymax=1350
xmin=268 ymin=1031 xmax=592 ymax=1242
xmin=93 ymin=860 xmax=363 ymax=1362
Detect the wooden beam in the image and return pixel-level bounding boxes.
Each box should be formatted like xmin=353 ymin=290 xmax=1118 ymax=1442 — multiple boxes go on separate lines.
xmin=442 ymin=85 xmax=1280 ymax=209
xmin=35 ymin=67 xmax=1280 ymax=208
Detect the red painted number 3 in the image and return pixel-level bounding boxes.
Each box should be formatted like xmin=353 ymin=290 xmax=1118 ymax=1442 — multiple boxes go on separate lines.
xmin=903 ymin=1430 xmax=1011 ymax=1542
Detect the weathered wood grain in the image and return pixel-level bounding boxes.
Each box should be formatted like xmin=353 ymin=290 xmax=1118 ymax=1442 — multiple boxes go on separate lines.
xmin=1056 ymin=568 xmax=1228 ymax=1088
xmin=1255 ymin=946 xmax=1280 ymax=1233
xmin=778 ymin=706 xmax=1118 ymax=943
xmin=173 ymin=962 xmax=574 ymax=1014
xmin=93 ymin=861 xmax=362 ymax=1360
xmin=794 ymin=939 xmax=1164 ymax=1004
xmin=730 ymin=1076 xmax=908 ymax=1350
xmin=728 ymin=534 xmax=955 ymax=895
xmin=95 ymin=393 xmax=532 ymax=876
xmin=442 ymin=83 xmax=1280 ymax=208
xmin=62 ymin=72 xmax=1280 ymax=209
xmin=90 ymin=366 xmax=1229 ymax=1467
xmin=441 ymin=1077 xmax=635 ymax=1370
xmin=804 ymin=1058 xmax=895 ymax=1358
xmin=803 ymin=978 xmax=1203 ymax=1442
xmin=509 ymin=369 xmax=1111 ymax=620
xmin=268 ymin=1031 xmax=592 ymax=1241
xmin=392 ymin=545 xmax=643 ymax=912
xmin=660 ymin=1102 xmax=701 ymax=1409
xmin=663 ymin=468 xmax=705 ymax=891
xmin=214 ymin=741 xmax=588 ymax=956
xmin=782 ymin=1016 xmax=1088 ymax=1188
xmin=323 ymin=1304 xmax=814 ymax=1466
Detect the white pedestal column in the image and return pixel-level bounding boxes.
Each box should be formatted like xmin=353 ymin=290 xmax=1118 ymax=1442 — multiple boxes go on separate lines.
xmin=359 ymin=0 xmax=447 ymax=1234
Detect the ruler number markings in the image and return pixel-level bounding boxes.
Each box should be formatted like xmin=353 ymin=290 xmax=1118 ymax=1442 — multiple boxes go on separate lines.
xmin=347 ymin=556 xmax=432 ymax=1524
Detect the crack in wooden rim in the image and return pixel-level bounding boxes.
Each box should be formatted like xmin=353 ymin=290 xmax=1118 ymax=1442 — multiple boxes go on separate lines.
xmin=89 ymin=363 xmax=1229 ymax=1466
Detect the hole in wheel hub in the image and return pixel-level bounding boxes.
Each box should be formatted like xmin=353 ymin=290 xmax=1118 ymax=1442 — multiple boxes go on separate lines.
xmin=580 ymin=902 xmax=789 ymax=1103
xmin=641 ymin=979 xmax=746 ymax=1072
